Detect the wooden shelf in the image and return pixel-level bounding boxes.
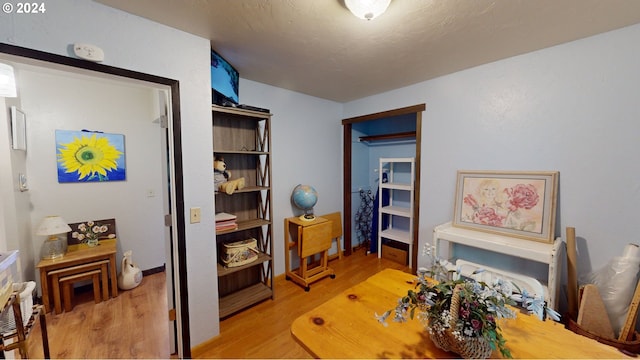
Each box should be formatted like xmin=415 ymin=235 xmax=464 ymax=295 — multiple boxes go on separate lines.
xmin=216 ymin=252 xmax=272 ymax=277
xmin=433 ymin=222 xmax=563 ymax=310
xmin=381 ymin=182 xmax=412 ymax=190
xmin=380 ymin=205 xmax=411 ymax=217
xmin=378 ymin=158 xmax=415 ymax=267
xmin=215 ymin=219 xmax=270 ymax=235
xmin=433 ymin=222 xmax=559 ymax=263
xmin=211 ymin=104 xmax=272 ymax=118
xmin=213 ymin=150 xmax=270 ymax=156
xmin=213 ymin=105 xmax=274 ymax=319
xmin=215 ymin=186 xmax=269 ymax=195
xmin=218 ymin=283 xmax=273 ymax=318
xmin=380 ymin=228 xmax=411 ymax=244
xmin=359 ymin=131 xmax=416 ymax=142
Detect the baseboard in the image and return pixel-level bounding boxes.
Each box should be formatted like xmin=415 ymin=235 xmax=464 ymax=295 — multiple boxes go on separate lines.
xmin=68 ymin=264 xmax=166 ymax=295
xmin=143 ymin=264 xmax=166 ymax=276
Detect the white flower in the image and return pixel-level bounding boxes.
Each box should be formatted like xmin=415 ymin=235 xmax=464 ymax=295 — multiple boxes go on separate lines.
xmin=73 ymin=220 xmax=111 ymax=244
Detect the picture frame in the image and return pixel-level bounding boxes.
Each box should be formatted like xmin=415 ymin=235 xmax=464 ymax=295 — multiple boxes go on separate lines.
xmin=453 ymin=170 xmax=559 ymax=243
xmin=66 ymin=218 xmax=117 ymax=248
xmin=10 ymin=106 xmax=26 ymax=151
xmin=55 ymin=129 xmax=126 ymax=183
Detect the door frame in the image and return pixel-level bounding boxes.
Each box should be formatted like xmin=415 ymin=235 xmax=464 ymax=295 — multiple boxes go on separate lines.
xmin=342 ymin=104 xmax=425 ymax=272
xmin=0 ymin=43 xmax=191 ymax=357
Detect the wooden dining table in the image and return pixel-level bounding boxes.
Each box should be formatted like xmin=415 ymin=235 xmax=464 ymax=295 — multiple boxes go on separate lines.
xmin=291 ymin=268 xmax=631 ymax=359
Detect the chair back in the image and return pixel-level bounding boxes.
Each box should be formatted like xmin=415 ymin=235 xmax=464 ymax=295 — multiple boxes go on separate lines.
xmin=321 ymin=212 xmax=342 ymax=239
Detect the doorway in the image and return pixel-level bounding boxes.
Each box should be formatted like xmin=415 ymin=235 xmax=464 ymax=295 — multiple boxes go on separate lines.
xmin=342 ymin=104 xmax=425 ymax=272
xmin=0 ymin=44 xmax=190 ymax=357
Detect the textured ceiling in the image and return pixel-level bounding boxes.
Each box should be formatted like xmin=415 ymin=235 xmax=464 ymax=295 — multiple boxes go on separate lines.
xmin=97 ymin=0 xmax=640 ymax=102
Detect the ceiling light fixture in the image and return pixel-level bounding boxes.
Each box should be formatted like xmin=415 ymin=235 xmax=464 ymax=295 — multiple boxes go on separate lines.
xmin=0 ymin=62 xmax=17 ymax=98
xmin=345 ymin=0 xmax=391 ymax=20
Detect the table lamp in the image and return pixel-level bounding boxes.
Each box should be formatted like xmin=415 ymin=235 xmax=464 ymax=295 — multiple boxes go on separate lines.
xmin=36 ymin=215 xmax=72 ymax=259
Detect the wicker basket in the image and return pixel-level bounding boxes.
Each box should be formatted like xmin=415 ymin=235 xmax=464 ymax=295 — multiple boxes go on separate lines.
xmin=221 ymin=238 xmax=259 ymax=268
xmin=428 ymin=284 xmax=493 ymax=359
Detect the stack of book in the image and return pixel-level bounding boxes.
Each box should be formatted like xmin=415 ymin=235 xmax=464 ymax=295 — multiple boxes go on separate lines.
xmin=215 ymin=212 xmax=237 ymax=231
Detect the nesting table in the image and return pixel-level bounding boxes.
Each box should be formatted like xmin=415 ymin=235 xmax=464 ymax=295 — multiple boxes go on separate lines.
xmin=36 ymin=239 xmax=118 ymax=313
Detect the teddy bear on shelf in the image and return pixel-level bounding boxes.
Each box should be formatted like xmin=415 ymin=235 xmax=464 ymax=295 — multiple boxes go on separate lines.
xmin=214 ymin=155 xmax=245 ymax=195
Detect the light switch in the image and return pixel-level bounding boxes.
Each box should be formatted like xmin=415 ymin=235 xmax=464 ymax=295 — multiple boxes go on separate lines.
xmin=190 ymin=207 xmax=201 ymax=224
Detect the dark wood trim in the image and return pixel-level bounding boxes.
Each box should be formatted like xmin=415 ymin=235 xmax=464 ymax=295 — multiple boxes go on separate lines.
xmin=412 ymin=113 xmax=423 ymax=272
xmin=0 ymin=43 xmax=175 ymax=86
xmin=342 ymin=104 xmax=426 ymax=124
xmin=343 ymin=123 xmax=353 ymax=256
xmin=342 ymin=103 xmax=425 ymax=274
xmin=359 ymin=131 xmax=416 ymax=142
xmin=142 ymin=264 xmax=167 ymax=276
xmin=169 ymin=80 xmax=191 ymax=357
xmin=0 ymin=42 xmax=191 ymax=357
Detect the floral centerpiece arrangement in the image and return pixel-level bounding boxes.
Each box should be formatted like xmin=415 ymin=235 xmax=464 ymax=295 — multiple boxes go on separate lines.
xmin=71 ymin=221 xmax=111 ymax=247
xmin=376 ymin=256 xmax=560 ymax=359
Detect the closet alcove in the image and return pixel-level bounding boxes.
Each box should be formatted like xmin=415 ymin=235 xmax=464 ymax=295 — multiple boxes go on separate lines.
xmin=342 ymin=104 xmax=424 ymax=272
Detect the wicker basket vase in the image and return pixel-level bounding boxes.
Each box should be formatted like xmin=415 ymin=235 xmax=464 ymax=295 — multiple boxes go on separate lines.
xmin=428 ymin=285 xmax=494 ymax=359
xmin=221 ymin=238 xmax=259 ymax=268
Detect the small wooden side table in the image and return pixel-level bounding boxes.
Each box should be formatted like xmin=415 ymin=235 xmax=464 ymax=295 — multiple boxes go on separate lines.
xmin=284 ymin=216 xmax=335 ymax=291
xmin=36 ymin=239 xmax=118 ymax=313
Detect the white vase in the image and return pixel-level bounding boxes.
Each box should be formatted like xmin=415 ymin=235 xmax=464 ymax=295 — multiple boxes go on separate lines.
xmin=117 ymin=250 xmax=143 ymax=290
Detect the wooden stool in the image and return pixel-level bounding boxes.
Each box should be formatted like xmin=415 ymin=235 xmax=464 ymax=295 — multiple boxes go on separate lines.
xmin=59 ymin=269 xmax=102 ymax=312
xmin=48 ymin=260 xmax=109 ymax=314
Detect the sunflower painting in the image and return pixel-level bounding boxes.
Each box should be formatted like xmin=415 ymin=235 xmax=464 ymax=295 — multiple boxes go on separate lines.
xmin=56 ymin=130 xmax=126 ymax=183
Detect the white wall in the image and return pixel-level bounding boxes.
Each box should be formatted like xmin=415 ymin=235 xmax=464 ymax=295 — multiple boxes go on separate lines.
xmin=18 ymin=68 xmax=165 ymax=277
xmin=344 ymin=23 xmax=640 ymax=291
xmin=0 ymin=94 xmax=32 ymax=280
xmin=239 ymin=79 xmax=343 ymax=275
xmin=9 ymin=0 xmax=637 ymax=345
xmin=1 ymin=0 xmax=218 ymax=347
xmin=1 ymin=0 xmax=345 ymax=347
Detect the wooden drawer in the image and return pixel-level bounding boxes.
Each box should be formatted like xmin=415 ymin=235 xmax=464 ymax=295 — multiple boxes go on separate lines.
xmin=381 ymin=243 xmax=407 ymax=265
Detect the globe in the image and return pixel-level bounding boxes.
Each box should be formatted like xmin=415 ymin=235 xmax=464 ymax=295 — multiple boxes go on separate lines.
xmin=291 ymin=184 xmax=318 ymax=221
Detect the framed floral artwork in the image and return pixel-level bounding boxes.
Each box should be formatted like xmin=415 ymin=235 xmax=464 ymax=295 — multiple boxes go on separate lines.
xmin=453 ymin=171 xmax=559 ymax=243
xmin=56 ymin=129 xmax=126 ymax=183
xmin=67 ymin=218 xmax=117 ymax=245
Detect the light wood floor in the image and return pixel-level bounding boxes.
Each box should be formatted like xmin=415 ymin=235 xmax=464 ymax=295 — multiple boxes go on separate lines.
xmin=24 ymin=270 xmax=170 ymax=359
xmin=192 ymin=247 xmax=410 ymax=359
xmin=20 ymin=248 xmax=409 ymax=359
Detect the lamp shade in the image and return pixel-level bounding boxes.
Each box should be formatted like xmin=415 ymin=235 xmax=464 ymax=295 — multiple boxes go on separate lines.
xmin=0 ymin=63 xmax=17 ymax=98
xmin=345 ymin=0 xmax=391 ymax=20
xmin=36 ymin=216 xmax=72 ymax=236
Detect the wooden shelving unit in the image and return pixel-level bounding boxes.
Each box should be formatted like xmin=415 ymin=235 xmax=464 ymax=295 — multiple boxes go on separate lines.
xmin=212 ymin=105 xmax=274 ymax=319
xmin=377 ymin=157 xmax=415 ymax=267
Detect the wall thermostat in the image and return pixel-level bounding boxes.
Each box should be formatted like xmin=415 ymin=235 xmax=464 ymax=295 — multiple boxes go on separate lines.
xmin=73 ymin=43 xmax=104 ymax=62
